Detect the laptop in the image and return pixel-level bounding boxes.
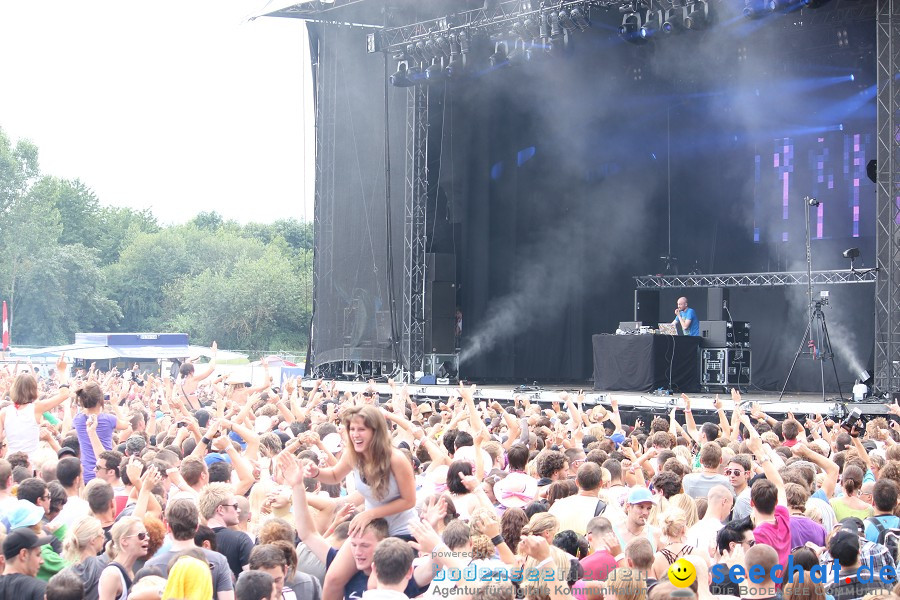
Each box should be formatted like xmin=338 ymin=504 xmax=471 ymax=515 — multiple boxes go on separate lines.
xmin=657 ymin=322 xmax=678 ymax=335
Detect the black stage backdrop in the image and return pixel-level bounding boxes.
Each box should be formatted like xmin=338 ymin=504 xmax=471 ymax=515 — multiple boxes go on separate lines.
xmin=309 ymin=3 xmax=877 ymax=392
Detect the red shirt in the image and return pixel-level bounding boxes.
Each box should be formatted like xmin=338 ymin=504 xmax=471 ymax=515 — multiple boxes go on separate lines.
xmin=580 ymin=549 xmax=617 ymax=582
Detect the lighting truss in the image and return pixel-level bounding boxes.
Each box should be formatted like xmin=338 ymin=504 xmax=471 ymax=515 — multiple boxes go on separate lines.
xmin=874 ymin=0 xmax=900 ymax=394
xmin=634 ymin=269 xmax=878 ymax=289
xmin=370 ymin=0 xmax=604 ymax=57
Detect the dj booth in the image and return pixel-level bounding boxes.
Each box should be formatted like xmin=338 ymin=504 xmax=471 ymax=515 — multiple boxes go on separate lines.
xmin=592 ymin=334 xmax=701 ymax=392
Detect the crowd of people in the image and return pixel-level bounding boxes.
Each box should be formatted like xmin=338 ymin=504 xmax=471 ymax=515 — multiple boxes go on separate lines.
xmin=0 ymin=348 xmax=900 ymax=600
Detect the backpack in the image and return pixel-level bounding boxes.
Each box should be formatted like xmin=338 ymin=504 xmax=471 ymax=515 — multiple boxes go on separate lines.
xmin=594 ymin=498 xmax=607 ymax=516
xmin=866 ymin=515 xmax=900 ymax=561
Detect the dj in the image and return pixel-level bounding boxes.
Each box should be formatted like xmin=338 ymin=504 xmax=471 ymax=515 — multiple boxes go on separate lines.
xmin=673 ymin=296 xmax=700 ymax=336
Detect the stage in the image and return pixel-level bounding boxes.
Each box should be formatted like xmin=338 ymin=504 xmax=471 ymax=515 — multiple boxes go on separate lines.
xmin=302 ymin=380 xmax=891 ymax=420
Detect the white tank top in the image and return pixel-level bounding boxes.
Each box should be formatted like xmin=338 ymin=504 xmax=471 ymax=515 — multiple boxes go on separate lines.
xmin=5 ymin=404 xmax=39 ymax=454
xmin=352 ymin=468 xmax=416 ymax=536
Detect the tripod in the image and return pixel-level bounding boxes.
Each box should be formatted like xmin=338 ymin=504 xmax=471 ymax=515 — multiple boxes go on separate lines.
xmin=779 ymin=299 xmax=845 ymax=402
xmin=779 ymin=196 xmax=845 ymax=403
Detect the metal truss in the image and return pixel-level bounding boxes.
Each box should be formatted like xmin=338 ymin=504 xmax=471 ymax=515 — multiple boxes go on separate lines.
xmin=374 ymin=0 xmax=603 ymax=55
xmin=402 ymin=85 xmax=429 ymax=379
xmin=875 ymin=0 xmax=900 ymax=394
xmin=634 ymin=269 xmax=878 ymax=289
xmin=309 ymin=28 xmax=338 ymax=373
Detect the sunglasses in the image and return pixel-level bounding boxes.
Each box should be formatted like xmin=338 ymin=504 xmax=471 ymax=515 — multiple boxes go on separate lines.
xmin=221 ymin=503 xmax=240 ymax=510
xmin=725 ymin=469 xmax=745 ymax=476
xmin=127 ymin=532 xmax=148 ymax=541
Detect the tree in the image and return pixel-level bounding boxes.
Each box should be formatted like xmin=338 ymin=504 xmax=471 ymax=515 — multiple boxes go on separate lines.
xmin=12 ymin=244 xmax=121 ymax=345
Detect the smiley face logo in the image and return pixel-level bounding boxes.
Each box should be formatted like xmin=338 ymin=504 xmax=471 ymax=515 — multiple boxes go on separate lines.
xmin=667 ymin=557 xmax=696 ymax=588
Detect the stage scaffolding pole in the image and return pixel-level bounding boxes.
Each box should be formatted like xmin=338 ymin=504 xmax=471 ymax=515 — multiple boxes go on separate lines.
xmin=875 ymin=0 xmax=900 ymax=395
xmin=402 ymin=84 xmax=429 ymax=381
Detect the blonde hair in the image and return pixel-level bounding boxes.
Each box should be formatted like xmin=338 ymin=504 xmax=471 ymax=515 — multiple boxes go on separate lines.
xmin=521 ymin=513 xmax=560 ymax=540
xmin=106 ymin=516 xmax=142 ymax=560
xmin=469 ymin=507 xmax=500 ymax=535
xmin=669 ymin=494 xmax=698 ymax=529
xmin=63 ymin=516 xmax=104 ymax=564
xmin=470 ymin=534 xmax=495 ymax=560
xmin=660 ymin=509 xmax=688 ymax=540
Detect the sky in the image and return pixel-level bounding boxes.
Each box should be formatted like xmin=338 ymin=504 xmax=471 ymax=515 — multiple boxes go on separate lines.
xmin=0 ymin=1 xmax=315 ymax=225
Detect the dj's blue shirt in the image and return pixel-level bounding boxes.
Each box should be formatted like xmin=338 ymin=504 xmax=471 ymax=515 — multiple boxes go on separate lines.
xmin=679 ymin=308 xmax=700 ymax=336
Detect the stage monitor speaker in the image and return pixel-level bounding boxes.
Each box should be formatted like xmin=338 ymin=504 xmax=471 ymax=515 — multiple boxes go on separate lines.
xmin=426 ymin=318 xmax=456 ymax=354
xmin=707 ymin=287 xmax=729 ymax=321
xmin=425 ymin=281 xmax=456 ymax=320
xmin=634 ymin=290 xmax=659 ymax=324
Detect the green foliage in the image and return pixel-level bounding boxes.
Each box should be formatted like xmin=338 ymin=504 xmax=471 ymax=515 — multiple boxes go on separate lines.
xmin=0 ymin=126 xmax=312 ymax=351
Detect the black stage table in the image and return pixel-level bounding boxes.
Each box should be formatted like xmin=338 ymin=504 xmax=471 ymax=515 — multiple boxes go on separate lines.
xmin=592 ymin=334 xmax=701 ymax=392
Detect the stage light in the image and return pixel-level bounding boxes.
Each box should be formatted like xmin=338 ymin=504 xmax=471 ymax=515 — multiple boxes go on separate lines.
xmin=390 ymin=62 xmax=416 ymax=87
xmin=435 ymin=35 xmax=452 ymax=57
xmin=619 ymin=13 xmax=645 ymax=43
xmin=842 ymin=248 xmax=860 ymax=260
xmin=684 ymin=1 xmax=709 ymax=29
xmin=508 ymin=38 xmax=529 ymax=65
xmin=549 ymin=11 xmax=564 ymax=40
xmin=416 ymin=41 xmax=432 ymax=61
xmin=446 ymin=33 xmax=464 ymax=78
xmin=743 ymin=0 xmax=767 ymax=18
xmin=426 ymin=57 xmax=445 ymax=82
xmin=662 ymin=7 xmax=686 ymax=32
xmin=523 ymin=16 xmax=541 ymax=38
xmin=489 ymin=42 xmax=509 ymax=67
xmin=570 ymin=7 xmax=591 ymax=30
xmin=539 ymin=11 xmax=550 ymax=40
xmin=559 ymin=10 xmax=578 ymax=32
xmin=640 ymin=10 xmax=662 ymax=38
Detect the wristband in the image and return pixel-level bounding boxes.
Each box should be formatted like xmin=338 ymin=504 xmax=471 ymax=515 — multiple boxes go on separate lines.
xmin=490 ymin=534 xmax=504 ymax=546
xmin=58 ymin=384 xmax=70 ymax=389
xmin=684 ymin=409 xmax=691 ymax=413
xmin=614 ymin=553 xmax=625 ymax=562
xmin=200 ymin=437 xmax=211 ymax=446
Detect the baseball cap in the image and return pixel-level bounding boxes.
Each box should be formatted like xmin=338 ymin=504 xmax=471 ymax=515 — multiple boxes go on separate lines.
xmin=829 ymin=530 xmax=860 ymax=565
xmin=204 ymin=453 xmax=232 ymax=467
xmin=626 ymin=487 xmax=657 ymax=505
xmin=609 ymin=432 xmax=626 ymax=447
xmin=418 ymin=403 xmax=434 ymax=415
xmin=6 ymin=500 xmax=46 ymax=530
xmin=3 ymin=527 xmax=53 ymax=559
xmin=322 ymin=433 xmax=344 ymax=455
xmin=839 ymin=517 xmax=866 ymax=537
xmin=57 ymin=447 xmax=77 ymax=459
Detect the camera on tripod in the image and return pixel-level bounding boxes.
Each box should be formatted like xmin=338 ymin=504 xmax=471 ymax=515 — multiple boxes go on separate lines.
xmin=815 ymin=290 xmax=829 ymax=308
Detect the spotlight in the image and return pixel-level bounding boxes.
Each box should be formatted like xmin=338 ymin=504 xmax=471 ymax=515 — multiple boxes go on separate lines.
xmin=435 ymin=35 xmax=452 ymax=57
xmin=416 ymin=41 xmax=432 ymax=61
xmin=640 ymin=10 xmax=662 ymax=38
xmin=743 ymin=0 xmax=767 ymax=18
xmin=390 ymin=62 xmax=416 ymax=87
xmin=570 ymin=7 xmax=591 ymax=30
xmin=549 ymin=11 xmax=563 ymax=40
xmin=446 ymin=33 xmax=464 ymax=78
xmin=619 ymin=13 xmax=645 ymax=43
xmin=523 ymin=17 xmax=541 ymax=38
xmin=489 ymin=42 xmax=508 ymax=68
xmin=684 ymin=1 xmax=709 ymax=29
xmin=425 ymin=57 xmax=445 ymax=82
xmin=508 ymin=38 xmax=529 ymax=65
xmin=662 ymin=7 xmax=686 ymax=32
xmin=843 ymin=247 xmax=861 ymax=271
xmin=558 ymin=10 xmax=578 ymax=32
xmin=539 ymin=11 xmax=550 ymax=40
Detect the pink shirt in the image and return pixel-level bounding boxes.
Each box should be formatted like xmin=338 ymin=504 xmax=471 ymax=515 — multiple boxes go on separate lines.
xmin=754 ymin=504 xmax=792 ymax=567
